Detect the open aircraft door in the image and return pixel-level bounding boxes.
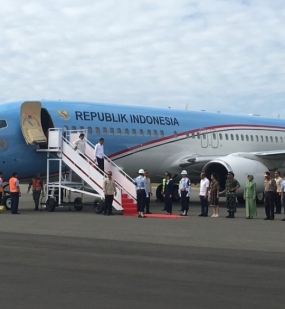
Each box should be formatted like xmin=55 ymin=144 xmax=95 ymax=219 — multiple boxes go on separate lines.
xmin=20 ymin=101 xmax=48 ymax=144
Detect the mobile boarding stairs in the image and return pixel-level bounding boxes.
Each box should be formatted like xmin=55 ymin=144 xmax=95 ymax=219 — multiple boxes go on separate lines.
xmin=39 ymin=128 xmax=137 ymax=214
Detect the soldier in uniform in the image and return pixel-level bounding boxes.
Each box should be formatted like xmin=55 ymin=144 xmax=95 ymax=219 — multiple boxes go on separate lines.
xmin=225 ymin=172 xmax=240 ymax=218
xmin=27 ymin=173 xmax=44 ymax=211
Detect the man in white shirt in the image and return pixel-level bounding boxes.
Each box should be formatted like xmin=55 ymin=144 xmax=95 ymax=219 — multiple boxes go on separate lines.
xmin=199 ymin=172 xmax=210 ymax=217
xmin=274 ymin=170 xmax=282 ymax=214
xmin=73 ymin=133 xmax=86 ymax=158
xmin=94 ymin=138 xmax=105 ymax=171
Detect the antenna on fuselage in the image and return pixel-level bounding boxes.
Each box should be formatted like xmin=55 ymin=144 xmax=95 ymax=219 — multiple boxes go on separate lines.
xmin=185 ymin=103 xmax=188 ymax=110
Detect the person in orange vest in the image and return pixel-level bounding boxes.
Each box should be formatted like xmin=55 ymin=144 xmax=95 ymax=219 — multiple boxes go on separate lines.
xmin=0 ymin=171 xmax=3 ymax=207
xmin=27 ymin=173 xmax=44 ymax=211
xmin=9 ymin=172 xmax=21 ymax=214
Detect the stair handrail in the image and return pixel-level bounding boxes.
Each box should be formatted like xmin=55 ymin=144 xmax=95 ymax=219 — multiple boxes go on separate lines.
xmin=62 ymin=136 xmax=137 ymax=201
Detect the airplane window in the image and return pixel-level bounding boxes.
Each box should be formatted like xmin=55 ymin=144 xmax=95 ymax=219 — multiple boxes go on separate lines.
xmin=236 ymin=134 xmax=239 ymax=141
xmin=270 ymin=136 xmax=273 ymax=142
xmin=231 ymin=134 xmax=234 ymax=140
xmin=197 ymin=133 xmax=200 ymax=139
xmin=256 ymin=135 xmax=259 ymax=142
xmin=174 ymin=131 xmax=177 ymax=138
xmin=117 ymin=128 xmax=121 ymax=135
xmin=250 ymin=135 xmax=253 ymax=141
xmin=225 ymin=134 xmax=228 ymax=140
xmin=153 ymin=130 xmax=157 ymax=137
xmin=260 ymin=136 xmax=264 ymax=142
xmin=265 ymin=136 xmax=268 ymax=142
xmin=0 ymin=120 xmax=7 ymax=129
xmin=63 ymin=125 xmax=68 ymax=131
xmin=103 ymin=127 xmax=107 ymax=134
xmin=219 ymin=133 xmax=222 ymax=140
xmin=246 ymin=135 xmax=249 ymax=141
xmin=275 ymin=136 xmax=278 ymax=142
xmin=241 ymin=135 xmax=244 ymax=141
xmin=110 ymin=128 xmax=114 ymax=135
xmin=95 ymin=127 xmax=100 ymax=134
xmin=88 ymin=127 xmax=92 ymax=134
xmin=72 ymin=126 xmax=76 ymax=130
xmin=125 ymin=128 xmax=129 ymax=135
xmin=186 ymin=132 xmax=189 ymax=138
xmin=147 ymin=130 xmax=151 ymax=136
xmin=139 ymin=129 xmax=144 ymax=136
xmin=202 ymin=133 xmax=206 ymax=139
xmin=132 ymin=129 xmax=136 ymax=136
xmin=160 ymin=130 xmax=164 ymax=137
xmin=192 ymin=132 xmax=195 ymax=139
xmin=280 ymin=137 xmax=283 ymax=143
xmin=213 ymin=133 xmax=217 ymax=140
xmin=80 ymin=126 xmax=84 ymax=130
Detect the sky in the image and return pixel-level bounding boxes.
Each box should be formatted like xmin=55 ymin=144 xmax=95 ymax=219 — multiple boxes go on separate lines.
xmin=1 ymin=0 xmax=285 ymax=117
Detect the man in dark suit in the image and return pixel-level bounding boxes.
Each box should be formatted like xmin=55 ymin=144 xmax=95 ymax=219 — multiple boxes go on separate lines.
xmin=163 ymin=172 xmax=173 ymax=215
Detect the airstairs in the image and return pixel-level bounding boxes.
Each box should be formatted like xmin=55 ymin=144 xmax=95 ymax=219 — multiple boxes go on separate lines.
xmin=40 ymin=128 xmax=137 ymax=214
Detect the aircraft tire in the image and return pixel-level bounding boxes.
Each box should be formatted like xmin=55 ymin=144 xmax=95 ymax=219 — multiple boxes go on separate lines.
xmin=156 ymin=185 xmax=164 ymax=201
xmin=2 ymin=195 xmax=11 ymax=210
xmin=172 ymin=185 xmax=180 ymax=202
xmin=74 ymin=197 xmax=83 ymax=211
xmin=93 ymin=199 xmax=104 ymax=214
xmin=237 ymin=196 xmax=245 ymax=205
xmin=256 ymin=192 xmax=264 ymax=204
xmin=46 ymin=197 xmax=56 ymax=212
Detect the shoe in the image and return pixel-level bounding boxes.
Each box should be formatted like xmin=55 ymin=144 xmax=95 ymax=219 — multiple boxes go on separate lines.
xmin=145 ymin=211 xmax=152 ymax=214
xmin=198 ymin=214 xmax=204 ymax=217
xmin=281 ymin=218 xmax=285 ymax=221
xmin=204 ymin=214 xmax=208 ymax=217
xmin=215 ymin=214 xmax=219 ymax=218
xmin=138 ymin=214 xmax=142 ymax=218
xmin=166 ymin=212 xmax=171 ymax=215
xmin=264 ymin=217 xmax=270 ymax=220
xmin=249 ymin=217 xmax=253 ymax=219
xmin=211 ymin=214 xmax=216 ymax=217
xmin=246 ymin=216 xmax=250 ymax=219
xmin=34 ymin=207 xmax=39 ymax=211
xmin=162 ymin=209 xmax=166 ymax=211
xmin=108 ymin=213 xmax=114 ymax=216
xmin=270 ymin=217 xmax=274 ymax=220
xmin=274 ymin=212 xmax=281 ymax=214
xmin=226 ymin=215 xmax=231 ymax=218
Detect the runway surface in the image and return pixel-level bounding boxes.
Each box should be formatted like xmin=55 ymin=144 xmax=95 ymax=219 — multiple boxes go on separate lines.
xmin=1 ymin=188 xmax=285 ymax=309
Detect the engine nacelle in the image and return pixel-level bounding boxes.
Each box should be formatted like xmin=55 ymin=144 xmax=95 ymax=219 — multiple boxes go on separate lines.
xmin=202 ymin=155 xmax=267 ymax=196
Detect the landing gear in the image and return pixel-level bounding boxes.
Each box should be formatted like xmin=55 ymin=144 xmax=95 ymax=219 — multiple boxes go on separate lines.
xmin=74 ymin=197 xmax=83 ymax=211
xmin=256 ymin=192 xmax=264 ymax=204
xmin=93 ymin=199 xmax=104 ymax=214
xmin=2 ymin=195 xmax=11 ymax=210
xmin=156 ymin=184 xmax=163 ymax=201
xmin=237 ymin=196 xmax=245 ymax=204
xmin=46 ymin=197 xmax=56 ymax=212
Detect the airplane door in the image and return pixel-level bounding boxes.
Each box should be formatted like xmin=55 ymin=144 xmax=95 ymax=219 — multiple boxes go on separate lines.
xmin=200 ymin=130 xmax=208 ymax=148
xmin=20 ymin=101 xmax=47 ymax=144
xmin=210 ymin=130 xmax=219 ymax=148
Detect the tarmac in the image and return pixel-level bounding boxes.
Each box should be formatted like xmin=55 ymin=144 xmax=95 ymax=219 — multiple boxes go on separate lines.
xmin=1 ymin=186 xmax=285 ymax=309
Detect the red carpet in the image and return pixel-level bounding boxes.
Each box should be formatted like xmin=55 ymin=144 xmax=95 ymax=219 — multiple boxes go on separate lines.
xmin=127 ymin=213 xmax=189 ymax=218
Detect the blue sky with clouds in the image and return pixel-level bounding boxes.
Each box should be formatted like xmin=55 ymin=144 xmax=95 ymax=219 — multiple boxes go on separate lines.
xmin=1 ymin=0 xmax=285 ymax=117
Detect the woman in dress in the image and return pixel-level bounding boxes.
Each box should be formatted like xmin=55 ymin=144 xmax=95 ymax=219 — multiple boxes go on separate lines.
xmin=243 ymin=174 xmax=257 ymax=219
xmin=210 ymin=173 xmax=220 ymax=217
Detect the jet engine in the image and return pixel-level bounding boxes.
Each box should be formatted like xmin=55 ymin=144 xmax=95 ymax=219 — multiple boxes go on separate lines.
xmin=202 ymin=155 xmax=268 ymax=203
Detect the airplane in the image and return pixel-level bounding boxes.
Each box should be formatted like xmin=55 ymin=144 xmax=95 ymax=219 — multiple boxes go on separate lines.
xmin=0 ymin=100 xmax=285 ymax=207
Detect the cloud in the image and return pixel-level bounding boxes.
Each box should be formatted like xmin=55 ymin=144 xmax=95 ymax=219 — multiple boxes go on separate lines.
xmin=0 ymin=0 xmax=285 ymax=117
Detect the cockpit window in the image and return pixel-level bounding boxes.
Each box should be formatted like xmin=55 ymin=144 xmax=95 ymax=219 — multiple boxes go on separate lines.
xmin=0 ymin=120 xmax=7 ymax=129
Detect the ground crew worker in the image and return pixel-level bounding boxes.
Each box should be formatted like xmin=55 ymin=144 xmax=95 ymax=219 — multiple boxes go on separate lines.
xmin=225 ymin=172 xmax=240 ymax=218
xmin=134 ymin=169 xmax=149 ymax=218
xmin=179 ymin=170 xmax=191 ymax=216
xmin=27 ymin=173 xmax=44 ymax=211
xmin=103 ymin=171 xmax=117 ymax=216
xmin=9 ymin=172 xmax=21 ymax=214
xmin=0 ymin=171 xmax=3 ymax=207
xmin=144 ymin=170 xmax=152 ymax=214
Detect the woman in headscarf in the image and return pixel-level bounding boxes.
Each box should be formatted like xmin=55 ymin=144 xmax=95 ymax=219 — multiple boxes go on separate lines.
xmin=243 ymin=174 xmax=257 ymax=219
